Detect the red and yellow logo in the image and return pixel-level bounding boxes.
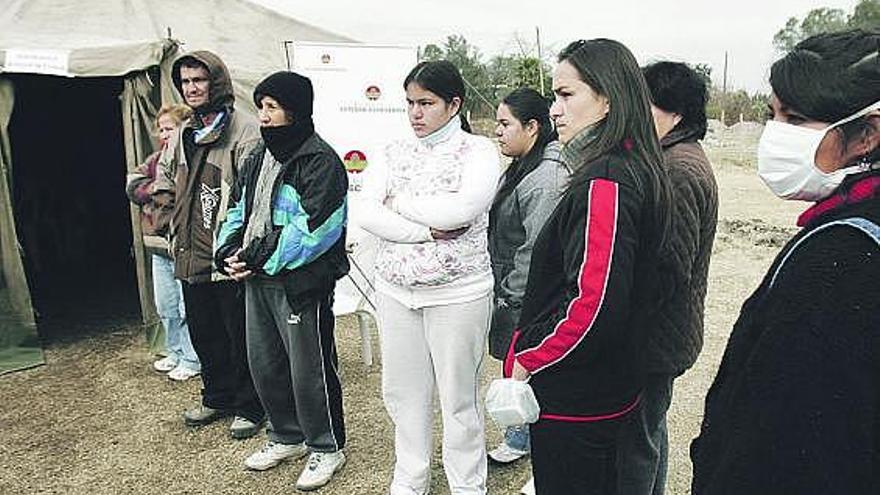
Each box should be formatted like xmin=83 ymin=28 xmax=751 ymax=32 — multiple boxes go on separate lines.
xmin=344 ymin=150 xmax=368 ymax=173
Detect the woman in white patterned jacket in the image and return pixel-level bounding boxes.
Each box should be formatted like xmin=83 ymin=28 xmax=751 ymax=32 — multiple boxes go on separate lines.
xmin=357 ymin=60 xmax=500 ymax=495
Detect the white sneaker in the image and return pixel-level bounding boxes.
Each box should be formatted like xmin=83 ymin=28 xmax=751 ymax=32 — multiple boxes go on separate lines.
xmin=244 ymin=441 xmax=308 ymax=471
xmin=520 ymin=477 xmax=535 ymax=495
xmin=152 ymin=356 xmax=178 ymax=372
xmin=488 ymin=442 xmax=528 ymax=464
xmin=295 ymin=451 xmax=346 ymax=491
xmin=167 ymin=365 xmax=200 ymax=381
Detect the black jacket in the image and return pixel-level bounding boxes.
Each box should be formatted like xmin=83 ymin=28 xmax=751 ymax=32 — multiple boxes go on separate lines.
xmin=214 ymin=133 xmax=349 ymax=311
xmin=505 ymin=151 xmax=672 ymax=419
xmin=691 ymin=171 xmax=880 ymax=494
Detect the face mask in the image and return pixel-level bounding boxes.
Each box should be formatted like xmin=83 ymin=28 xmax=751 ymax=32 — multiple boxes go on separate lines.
xmin=757 ymin=100 xmax=880 ymax=201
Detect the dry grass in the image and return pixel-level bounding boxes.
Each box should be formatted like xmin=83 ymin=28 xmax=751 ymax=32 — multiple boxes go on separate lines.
xmin=1 ymin=134 xmax=809 ymax=495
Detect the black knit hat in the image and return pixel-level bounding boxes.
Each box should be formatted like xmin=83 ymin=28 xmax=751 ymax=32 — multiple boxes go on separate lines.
xmin=253 ymin=71 xmax=314 ymax=119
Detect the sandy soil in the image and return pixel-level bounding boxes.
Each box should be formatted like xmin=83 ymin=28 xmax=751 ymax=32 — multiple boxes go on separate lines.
xmin=0 ymin=131 xmax=810 ymax=494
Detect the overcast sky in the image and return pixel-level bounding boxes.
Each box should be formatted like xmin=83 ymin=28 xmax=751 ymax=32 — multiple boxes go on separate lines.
xmin=251 ymin=0 xmax=859 ymax=93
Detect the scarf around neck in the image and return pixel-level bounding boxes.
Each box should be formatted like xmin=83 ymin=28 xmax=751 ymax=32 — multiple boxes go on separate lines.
xmin=797 ymin=167 xmax=880 ymax=227
xmin=560 ymin=122 xmax=602 ymax=169
xmin=261 ymin=119 xmax=315 ymax=162
xmin=192 ymin=110 xmax=229 ymax=146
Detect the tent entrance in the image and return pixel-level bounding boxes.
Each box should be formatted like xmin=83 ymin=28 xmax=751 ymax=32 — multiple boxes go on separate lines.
xmin=8 ymin=74 xmax=141 ymax=343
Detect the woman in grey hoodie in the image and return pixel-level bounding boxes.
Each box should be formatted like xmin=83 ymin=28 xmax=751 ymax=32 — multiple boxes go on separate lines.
xmin=487 ymin=88 xmax=569 ymax=481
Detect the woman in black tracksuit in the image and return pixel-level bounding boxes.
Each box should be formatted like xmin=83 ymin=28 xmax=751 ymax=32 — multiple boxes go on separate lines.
xmin=505 ymin=39 xmax=674 ymax=494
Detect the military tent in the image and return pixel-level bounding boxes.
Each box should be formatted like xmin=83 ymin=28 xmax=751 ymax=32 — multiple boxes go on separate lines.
xmin=0 ymin=0 xmax=352 ymax=374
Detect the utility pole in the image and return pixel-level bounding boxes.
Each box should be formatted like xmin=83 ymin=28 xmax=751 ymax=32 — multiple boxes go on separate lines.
xmin=283 ymin=41 xmax=293 ymax=71
xmin=536 ymin=26 xmax=545 ymax=95
xmin=721 ymin=51 xmax=729 ymax=126
xmin=722 ymin=51 xmax=728 ymax=94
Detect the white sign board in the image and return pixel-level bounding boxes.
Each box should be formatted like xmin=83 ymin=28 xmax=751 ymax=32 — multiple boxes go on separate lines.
xmin=290 ymin=42 xmax=417 ymax=317
xmin=4 ymin=49 xmax=71 ymax=76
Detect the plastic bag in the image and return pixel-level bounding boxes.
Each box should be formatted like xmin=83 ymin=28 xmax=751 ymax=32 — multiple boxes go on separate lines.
xmin=485 ymin=378 xmax=540 ymax=427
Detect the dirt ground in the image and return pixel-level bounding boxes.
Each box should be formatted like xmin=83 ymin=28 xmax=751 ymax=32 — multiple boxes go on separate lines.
xmin=0 ymin=128 xmax=808 ymax=494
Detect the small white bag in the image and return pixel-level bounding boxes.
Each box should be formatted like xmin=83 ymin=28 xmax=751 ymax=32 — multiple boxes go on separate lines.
xmin=485 ymin=378 xmax=540 ymax=427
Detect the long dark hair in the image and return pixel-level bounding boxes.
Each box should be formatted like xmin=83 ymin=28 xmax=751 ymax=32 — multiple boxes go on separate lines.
xmin=404 ymin=60 xmax=472 ymax=133
xmin=494 ymin=87 xmax=558 ymax=204
xmin=770 ymin=29 xmax=880 ymax=164
xmin=558 ymin=39 xmax=663 ymax=179
xmin=558 ymin=38 xmax=671 ymax=254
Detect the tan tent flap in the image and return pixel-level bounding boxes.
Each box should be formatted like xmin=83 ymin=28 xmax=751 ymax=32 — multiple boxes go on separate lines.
xmin=121 ymin=71 xmax=168 ymax=354
xmin=0 ymin=0 xmax=354 ymax=373
xmin=0 ymin=78 xmax=43 ymax=374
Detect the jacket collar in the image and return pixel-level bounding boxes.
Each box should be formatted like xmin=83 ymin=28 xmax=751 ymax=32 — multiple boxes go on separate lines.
xmin=419 ymin=116 xmax=461 ymax=148
xmin=660 ymin=124 xmax=702 ymax=149
xmin=288 ymin=133 xmax=323 ymax=161
xmin=797 ymin=168 xmax=880 ymax=227
xmin=542 ymin=140 xmax=564 ymax=163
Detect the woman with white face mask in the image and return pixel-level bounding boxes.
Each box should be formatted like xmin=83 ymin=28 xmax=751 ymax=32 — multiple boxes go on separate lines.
xmin=692 ymin=29 xmax=880 ymax=495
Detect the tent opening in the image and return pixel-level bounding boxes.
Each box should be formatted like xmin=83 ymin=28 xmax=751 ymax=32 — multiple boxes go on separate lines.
xmin=8 ymin=74 xmax=141 ymax=343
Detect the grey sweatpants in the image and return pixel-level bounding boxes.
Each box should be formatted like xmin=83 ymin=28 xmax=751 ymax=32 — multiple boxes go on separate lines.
xmin=245 ymin=277 xmax=345 ymax=452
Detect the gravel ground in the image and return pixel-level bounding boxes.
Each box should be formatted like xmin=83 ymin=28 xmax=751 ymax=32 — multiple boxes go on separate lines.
xmin=0 ymin=137 xmax=808 ymax=495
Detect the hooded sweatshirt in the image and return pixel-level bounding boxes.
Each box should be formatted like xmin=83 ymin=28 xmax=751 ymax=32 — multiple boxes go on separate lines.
xmin=153 ymin=51 xmax=260 ymax=284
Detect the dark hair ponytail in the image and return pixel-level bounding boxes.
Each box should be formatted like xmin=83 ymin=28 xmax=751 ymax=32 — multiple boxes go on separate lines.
xmin=494 ymin=88 xmax=557 ymax=204
xmin=404 ymin=60 xmax=471 ymax=133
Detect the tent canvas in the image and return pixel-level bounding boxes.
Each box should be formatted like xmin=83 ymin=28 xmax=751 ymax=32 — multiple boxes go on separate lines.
xmin=0 ymin=0 xmax=352 ymax=374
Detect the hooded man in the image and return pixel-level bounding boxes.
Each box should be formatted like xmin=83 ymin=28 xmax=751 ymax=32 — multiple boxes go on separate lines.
xmin=154 ymin=50 xmax=264 ymax=439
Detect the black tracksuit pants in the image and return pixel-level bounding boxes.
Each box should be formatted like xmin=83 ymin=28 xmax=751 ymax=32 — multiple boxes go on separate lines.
xmin=530 ymin=417 xmax=622 ymax=494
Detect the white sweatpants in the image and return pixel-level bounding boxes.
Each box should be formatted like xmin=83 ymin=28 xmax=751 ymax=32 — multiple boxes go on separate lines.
xmin=378 ymin=292 xmax=492 ymax=495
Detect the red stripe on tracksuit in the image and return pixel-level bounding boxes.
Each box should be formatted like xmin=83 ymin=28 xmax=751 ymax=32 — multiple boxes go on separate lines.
xmin=540 ymin=394 xmax=640 ymax=422
xmin=515 ymin=179 xmax=618 ymax=374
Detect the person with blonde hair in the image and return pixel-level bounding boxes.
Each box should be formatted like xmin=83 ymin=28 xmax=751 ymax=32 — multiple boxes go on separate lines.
xmin=126 ymin=103 xmax=200 ymax=381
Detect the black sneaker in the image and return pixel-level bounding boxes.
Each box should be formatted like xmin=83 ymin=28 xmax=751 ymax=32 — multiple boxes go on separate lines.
xmin=229 ymin=416 xmax=265 ymax=439
xmin=183 ymin=405 xmax=231 ymax=427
